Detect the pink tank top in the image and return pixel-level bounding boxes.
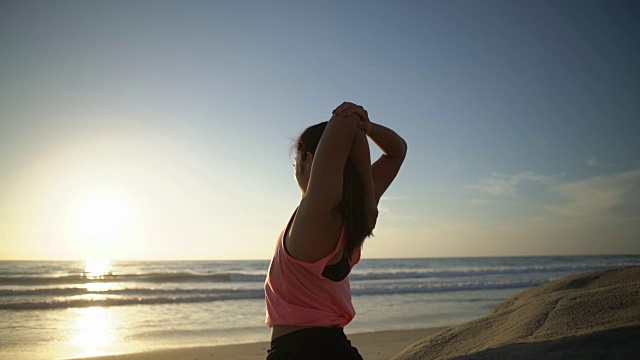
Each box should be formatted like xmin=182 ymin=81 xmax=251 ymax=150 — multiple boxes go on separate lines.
xmin=264 ymin=211 xmax=361 ymax=328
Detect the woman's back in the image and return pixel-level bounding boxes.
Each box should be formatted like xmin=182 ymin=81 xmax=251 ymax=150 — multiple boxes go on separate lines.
xmin=265 ymin=210 xmax=361 ymax=328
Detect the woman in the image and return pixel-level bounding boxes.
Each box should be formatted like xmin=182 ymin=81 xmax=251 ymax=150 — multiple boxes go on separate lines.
xmin=264 ymin=102 xmax=407 ymax=359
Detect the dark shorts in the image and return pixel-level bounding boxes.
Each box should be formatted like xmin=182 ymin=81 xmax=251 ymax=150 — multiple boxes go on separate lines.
xmin=266 ymin=327 xmax=363 ymax=360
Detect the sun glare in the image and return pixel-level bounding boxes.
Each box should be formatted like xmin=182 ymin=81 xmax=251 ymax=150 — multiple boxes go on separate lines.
xmin=76 ymin=193 xmax=127 ymax=238
xmin=64 ymin=190 xmax=141 ymax=259
xmin=84 ymin=258 xmax=113 ymax=279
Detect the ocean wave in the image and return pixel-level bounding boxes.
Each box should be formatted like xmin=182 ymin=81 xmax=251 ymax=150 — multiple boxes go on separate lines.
xmin=0 ymin=286 xmax=249 ymax=298
xmin=351 ymin=278 xmax=550 ymax=295
xmin=0 ymin=278 xmax=553 ymax=310
xmin=0 ymin=289 xmax=266 ymax=310
xmin=2 ymin=258 xmax=637 ymax=311
xmin=1 ymin=259 xmax=636 ymax=287
xmin=349 ymin=263 xmax=627 ymax=281
xmin=0 ymin=272 xmax=266 ymax=286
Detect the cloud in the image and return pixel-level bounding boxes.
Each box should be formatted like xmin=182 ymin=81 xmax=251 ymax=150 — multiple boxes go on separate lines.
xmin=474 ymin=169 xmax=640 ymax=222
xmin=546 ymin=169 xmax=640 ymax=221
xmin=395 ymin=169 xmax=640 ymax=257
xmin=378 ymin=205 xmax=414 ymax=220
xmin=378 ymin=196 xmax=415 ymax=220
xmin=586 ymin=157 xmax=613 ymax=168
xmin=380 ymin=195 xmax=411 ymax=201
xmin=470 ymin=198 xmax=497 ymax=205
xmin=475 ymin=171 xmax=556 ymax=196
xmin=587 ymin=158 xmax=599 ymax=166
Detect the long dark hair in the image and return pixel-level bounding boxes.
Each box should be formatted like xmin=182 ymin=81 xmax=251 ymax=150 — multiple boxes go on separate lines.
xmin=294 ymin=121 xmax=372 ymax=260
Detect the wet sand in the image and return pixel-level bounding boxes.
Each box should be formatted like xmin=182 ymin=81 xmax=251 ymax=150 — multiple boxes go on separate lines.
xmin=73 ymin=327 xmax=447 ymax=360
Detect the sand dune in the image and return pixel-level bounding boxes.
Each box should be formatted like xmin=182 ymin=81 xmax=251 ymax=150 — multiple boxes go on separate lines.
xmin=392 ymin=266 xmax=640 ymax=360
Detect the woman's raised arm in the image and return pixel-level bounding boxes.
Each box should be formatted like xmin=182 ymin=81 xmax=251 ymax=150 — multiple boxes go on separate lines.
xmin=364 ymin=122 xmax=407 ymax=202
xmin=295 ymin=102 xmax=376 ymax=210
xmin=333 ymin=103 xmax=408 ymax=202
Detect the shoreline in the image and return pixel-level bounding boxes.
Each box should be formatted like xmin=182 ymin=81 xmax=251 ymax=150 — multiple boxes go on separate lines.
xmin=70 ymin=327 xmax=449 ymax=360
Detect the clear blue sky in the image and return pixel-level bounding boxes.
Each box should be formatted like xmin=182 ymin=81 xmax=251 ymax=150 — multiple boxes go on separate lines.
xmin=1 ymin=0 xmax=639 ymax=260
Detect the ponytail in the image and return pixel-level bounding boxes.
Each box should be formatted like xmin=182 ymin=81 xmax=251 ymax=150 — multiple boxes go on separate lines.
xmin=294 ymin=122 xmax=372 ymax=260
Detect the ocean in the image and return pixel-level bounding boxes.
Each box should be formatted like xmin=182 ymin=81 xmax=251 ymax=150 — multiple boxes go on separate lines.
xmin=1 ymin=255 xmax=639 ymax=359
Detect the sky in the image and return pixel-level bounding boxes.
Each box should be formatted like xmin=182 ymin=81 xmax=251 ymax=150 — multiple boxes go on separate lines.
xmin=1 ymin=0 xmax=639 ymax=260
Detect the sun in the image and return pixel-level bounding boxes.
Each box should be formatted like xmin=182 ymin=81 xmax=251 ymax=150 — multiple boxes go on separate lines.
xmin=76 ymin=192 xmax=127 ymax=238
xmin=65 ymin=189 xmax=142 ymax=260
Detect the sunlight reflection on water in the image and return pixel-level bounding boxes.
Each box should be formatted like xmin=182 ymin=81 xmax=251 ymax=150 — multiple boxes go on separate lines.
xmin=67 ymin=307 xmax=118 ymax=358
xmin=83 ymin=259 xmax=113 ymax=279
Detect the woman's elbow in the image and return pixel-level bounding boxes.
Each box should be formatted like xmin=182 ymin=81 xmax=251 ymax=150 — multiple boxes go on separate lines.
xmin=396 ymin=137 xmax=408 ymax=160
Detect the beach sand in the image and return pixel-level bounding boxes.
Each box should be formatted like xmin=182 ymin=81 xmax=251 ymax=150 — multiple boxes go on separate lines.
xmin=73 ymin=327 xmax=447 ymax=360
xmin=393 ymin=266 xmax=640 ymax=360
